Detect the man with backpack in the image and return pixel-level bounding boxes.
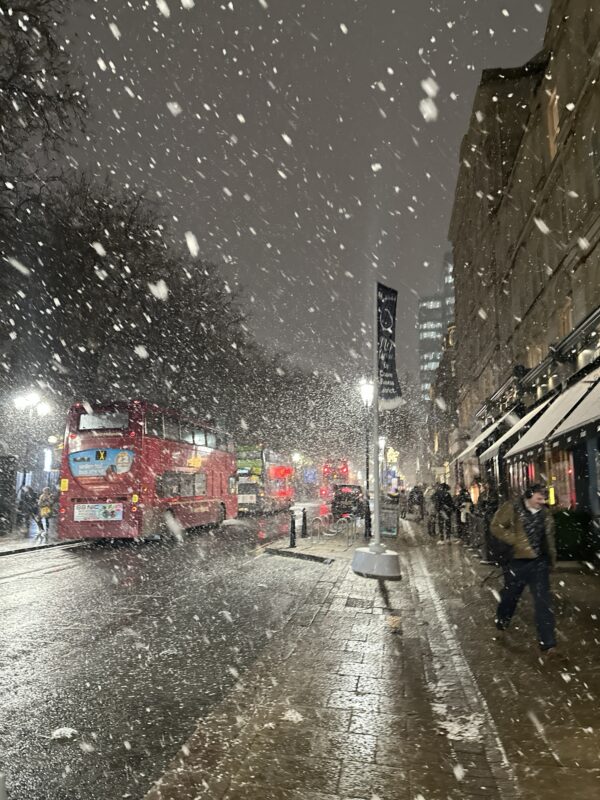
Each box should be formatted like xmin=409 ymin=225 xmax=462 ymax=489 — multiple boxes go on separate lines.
xmin=490 ymin=484 xmax=557 ymax=654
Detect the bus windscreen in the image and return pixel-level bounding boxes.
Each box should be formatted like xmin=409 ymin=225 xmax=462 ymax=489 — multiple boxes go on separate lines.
xmin=78 ymin=411 xmax=129 ymax=431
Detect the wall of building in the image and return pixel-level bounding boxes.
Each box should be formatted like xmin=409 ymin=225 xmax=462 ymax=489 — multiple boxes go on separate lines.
xmin=450 ymin=0 xmax=600 ymax=438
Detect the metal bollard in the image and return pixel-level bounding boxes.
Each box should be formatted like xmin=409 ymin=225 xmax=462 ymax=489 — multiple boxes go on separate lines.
xmin=289 ymin=510 xmax=296 ymax=548
xmin=311 ymin=517 xmax=322 ymax=543
xmin=301 ymin=507 xmax=308 ymax=538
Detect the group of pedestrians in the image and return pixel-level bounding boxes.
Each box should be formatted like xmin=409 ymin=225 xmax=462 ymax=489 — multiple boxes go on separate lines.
xmin=17 ymin=485 xmax=56 ymax=541
xmin=421 ymin=482 xmax=474 ymax=544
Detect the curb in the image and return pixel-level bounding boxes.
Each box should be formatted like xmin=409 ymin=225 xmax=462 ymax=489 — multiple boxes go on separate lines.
xmin=0 ymin=540 xmax=83 ymax=558
xmin=264 ymin=547 xmax=334 ymax=565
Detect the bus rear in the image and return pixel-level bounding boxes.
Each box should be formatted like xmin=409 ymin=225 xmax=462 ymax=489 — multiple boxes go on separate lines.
xmin=58 ymin=402 xmax=142 ymax=540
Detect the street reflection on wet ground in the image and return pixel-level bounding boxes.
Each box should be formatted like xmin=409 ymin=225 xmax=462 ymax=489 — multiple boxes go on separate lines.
xmin=0 ymin=512 xmax=323 ymax=800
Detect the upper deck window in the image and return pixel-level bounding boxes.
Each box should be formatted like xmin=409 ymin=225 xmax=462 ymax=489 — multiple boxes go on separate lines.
xmin=78 ymin=411 xmax=129 ymax=431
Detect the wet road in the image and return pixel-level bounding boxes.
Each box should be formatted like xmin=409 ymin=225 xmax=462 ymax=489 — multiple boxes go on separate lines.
xmin=0 ymin=509 xmax=327 ymax=800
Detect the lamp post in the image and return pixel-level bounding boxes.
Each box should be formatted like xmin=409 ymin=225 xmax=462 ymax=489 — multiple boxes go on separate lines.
xmin=359 ymin=378 xmax=374 ymax=539
xmin=379 ymin=436 xmax=386 ymax=495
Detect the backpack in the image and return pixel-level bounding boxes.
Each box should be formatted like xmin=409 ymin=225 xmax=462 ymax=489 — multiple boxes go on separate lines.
xmin=487 ymin=502 xmax=516 ymax=566
xmin=487 ymin=536 xmax=514 ymax=567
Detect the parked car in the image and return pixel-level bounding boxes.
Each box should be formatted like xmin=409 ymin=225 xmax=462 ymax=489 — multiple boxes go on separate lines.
xmin=332 ymin=484 xmax=364 ymax=520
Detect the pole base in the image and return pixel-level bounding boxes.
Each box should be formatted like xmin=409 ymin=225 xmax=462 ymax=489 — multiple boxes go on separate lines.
xmin=351 ymin=547 xmax=402 ymax=580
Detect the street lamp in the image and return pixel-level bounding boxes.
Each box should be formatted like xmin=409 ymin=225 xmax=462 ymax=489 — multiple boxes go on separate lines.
xmin=13 ymin=391 xmax=41 ymax=411
xmin=359 ymin=378 xmax=374 ymax=539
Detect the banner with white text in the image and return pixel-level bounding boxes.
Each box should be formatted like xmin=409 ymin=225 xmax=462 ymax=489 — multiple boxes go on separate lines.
xmin=377 ymin=282 xmax=403 ymax=410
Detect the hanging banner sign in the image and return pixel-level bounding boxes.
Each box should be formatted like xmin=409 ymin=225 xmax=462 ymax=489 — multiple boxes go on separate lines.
xmin=377 ymin=282 xmax=403 ymax=410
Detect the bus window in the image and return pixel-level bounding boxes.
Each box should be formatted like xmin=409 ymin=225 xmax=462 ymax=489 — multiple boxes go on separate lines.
xmin=216 ymin=433 xmax=228 ymax=451
xmin=194 ymin=429 xmax=206 ymax=446
xmin=79 ymin=410 xmax=129 ymax=431
xmin=180 ymin=473 xmax=195 ymax=497
xmin=205 ymin=431 xmax=216 ymax=449
xmin=194 ymin=472 xmax=207 ymax=495
xmin=181 ymin=426 xmax=195 ymax=444
xmin=158 ymin=471 xmax=180 ymax=498
xmin=145 ymin=412 xmax=164 ymax=438
xmin=164 ymin=418 xmax=180 ymax=441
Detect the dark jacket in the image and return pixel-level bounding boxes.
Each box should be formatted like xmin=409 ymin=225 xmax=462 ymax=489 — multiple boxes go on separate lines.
xmin=490 ymin=500 xmax=556 ymax=566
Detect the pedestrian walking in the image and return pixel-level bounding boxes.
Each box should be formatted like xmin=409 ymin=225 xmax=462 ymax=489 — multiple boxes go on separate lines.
xmin=454 ymin=484 xmax=472 ymax=543
xmin=35 ymin=487 xmax=54 ymax=542
xmin=17 ymin=485 xmax=38 ymax=533
xmin=435 ymin=483 xmax=454 ymax=544
xmin=398 ymin=488 xmax=408 ymax=519
xmin=413 ymin=484 xmax=424 ymax=521
xmin=423 ymin=483 xmax=436 ymax=536
xmin=491 ymin=484 xmax=557 ymax=654
xmin=477 ymin=478 xmax=499 ymax=562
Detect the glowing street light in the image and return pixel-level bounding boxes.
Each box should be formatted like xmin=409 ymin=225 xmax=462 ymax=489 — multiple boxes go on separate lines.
xmin=359 ymin=377 xmax=374 ymax=408
xmin=36 ymin=401 xmax=52 ymax=417
xmin=13 ymin=390 xmax=41 ymax=411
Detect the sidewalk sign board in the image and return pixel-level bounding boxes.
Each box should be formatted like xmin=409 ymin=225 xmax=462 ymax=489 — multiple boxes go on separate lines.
xmin=381 ymin=508 xmax=399 ymax=538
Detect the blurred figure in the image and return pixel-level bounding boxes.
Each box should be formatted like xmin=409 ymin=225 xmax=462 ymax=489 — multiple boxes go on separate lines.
xmin=35 ymin=487 xmax=54 ymax=542
xmin=423 ymin=484 xmax=437 ymax=536
xmin=398 ymin=488 xmax=408 ymax=519
xmin=454 ymin=484 xmax=472 ymax=542
xmin=478 ymin=478 xmax=500 ymax=562
xmin=435 ymin=483 xmax=454 ymax=543
xmin=17 ymin=485 xmax=38 ymax=533
xmin=412 ymin=484 xmax=424 ymax=521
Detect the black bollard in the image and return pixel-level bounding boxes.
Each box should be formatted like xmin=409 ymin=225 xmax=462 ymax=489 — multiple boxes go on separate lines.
xmin=289 ymin=511 xmax=296 ymax=548
xmin=364 ymin=501 xmax=372 ymax=539
xmin=301 ymin=507 xmax=308 ymax=538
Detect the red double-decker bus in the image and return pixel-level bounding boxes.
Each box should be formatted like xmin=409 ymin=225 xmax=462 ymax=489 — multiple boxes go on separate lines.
xmin=58 ymin=399 xmax=237 ymax=541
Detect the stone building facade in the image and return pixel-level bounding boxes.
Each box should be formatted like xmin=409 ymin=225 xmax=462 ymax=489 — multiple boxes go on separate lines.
xmin=450 ymin=0 xmax=600 ymax=431
xmin=448 ymin=0 xmax=600 ymax=518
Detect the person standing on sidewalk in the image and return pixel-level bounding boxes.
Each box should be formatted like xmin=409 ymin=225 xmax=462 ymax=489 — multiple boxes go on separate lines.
xmin=35 ymin=487 xmax=54 ymax=542
xmin=491 ymin=484 xmax=557 ymax=654
xmin=435 ymin=483 xmax=454 ymax=544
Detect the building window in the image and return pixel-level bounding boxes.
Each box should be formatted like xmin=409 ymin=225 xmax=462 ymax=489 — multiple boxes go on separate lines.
xmin=419 ymin=331 xmax=441 ymax=340
xmin=526 ymin=345 xmax=543 ymax=369
xmin=558 ymin=297 xmax=573 ymax=339
xmin=420 ymin=300 xmax=441 ymax=310
xmin=421 ymin=321 xmax=443 ymax=330
xmin=547 ymin=88 xmax=559 ymax=159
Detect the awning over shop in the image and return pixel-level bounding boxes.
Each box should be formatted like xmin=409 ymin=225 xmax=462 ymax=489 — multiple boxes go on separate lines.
xmin=478 ymin=397 xmax=553 ymax=463
xmin=451 ymin=408 xmax=516 ymax=464
xmin=550 ymin=371 xmax=600 ymax=442
xmin=505 ymin=367 xmax=600 ymax=460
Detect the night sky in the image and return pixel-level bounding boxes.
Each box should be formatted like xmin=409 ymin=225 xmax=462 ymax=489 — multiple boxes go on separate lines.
xmin=68 ymin=0 xmax=548 ymax=378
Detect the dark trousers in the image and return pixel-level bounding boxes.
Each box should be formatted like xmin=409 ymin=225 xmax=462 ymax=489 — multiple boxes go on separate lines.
xmin=437 ymin=512 xmax=451 ymax=540
xmin=496 ymin=558 xmax=556 ymax=649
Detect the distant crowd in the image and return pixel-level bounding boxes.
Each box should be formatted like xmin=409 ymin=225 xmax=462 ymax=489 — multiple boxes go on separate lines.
xmin=387 ymin=480 xmax=499 ymax=547
xmin=16 ymin=485 xmax=57 ymax=542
